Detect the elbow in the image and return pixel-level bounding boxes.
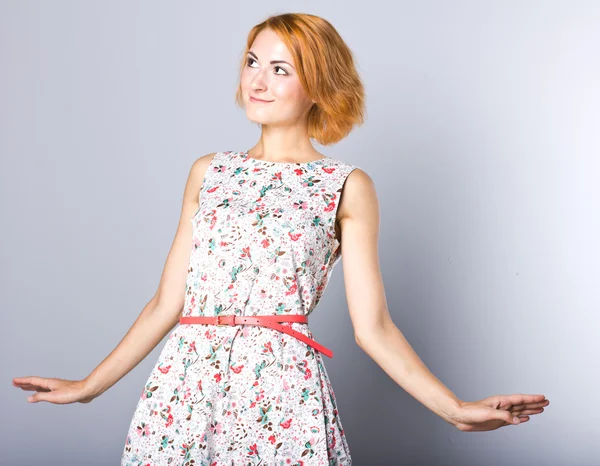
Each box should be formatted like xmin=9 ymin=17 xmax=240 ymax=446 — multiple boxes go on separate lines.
xmin=354 ymin=330 xmax=373 ymax=349
xmin=154 ymin=294 xmax=184 ymax=320
xmin=354 ymin=322 xmax=390 ymax=348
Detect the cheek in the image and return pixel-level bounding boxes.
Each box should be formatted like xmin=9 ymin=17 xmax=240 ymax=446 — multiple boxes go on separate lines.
xmin=271 ymin=79 xmax=302 ymax=98
xmin=240 ymin=71 xmax=252 ymax=89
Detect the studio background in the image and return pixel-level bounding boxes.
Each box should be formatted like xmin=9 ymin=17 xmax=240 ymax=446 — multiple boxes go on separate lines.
xmin=2 ymin=1 xmax=598 ymax=465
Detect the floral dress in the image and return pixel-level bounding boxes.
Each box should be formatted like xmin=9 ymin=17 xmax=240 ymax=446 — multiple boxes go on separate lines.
xmin=121 ymin=150 xmax=358 ymax=465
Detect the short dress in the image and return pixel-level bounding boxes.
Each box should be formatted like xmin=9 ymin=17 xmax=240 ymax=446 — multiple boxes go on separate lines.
xmin=121 ymin=150 xmax=359 ymax=465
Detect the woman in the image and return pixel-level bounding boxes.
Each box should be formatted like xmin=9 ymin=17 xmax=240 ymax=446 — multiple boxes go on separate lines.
xmin=12 ymin=13 xmax=549 ymax=465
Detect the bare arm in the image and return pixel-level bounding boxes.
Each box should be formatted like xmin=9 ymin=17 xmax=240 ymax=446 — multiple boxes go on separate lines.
xmin=336 ymin=169 xmax=462 ymax=425
xmin=336 ymin=169 xmax=548 ymax=431
xmin=83 ymin=152 xmax=217 ymax=398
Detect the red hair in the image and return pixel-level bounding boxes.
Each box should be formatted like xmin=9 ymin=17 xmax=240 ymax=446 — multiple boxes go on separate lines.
xmin=235 ymin=13 xmax=366 ymax=146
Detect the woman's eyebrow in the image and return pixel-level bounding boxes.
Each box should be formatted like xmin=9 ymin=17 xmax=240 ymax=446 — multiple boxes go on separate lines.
xmin=248 ymin=51 xmax=295 ymax=69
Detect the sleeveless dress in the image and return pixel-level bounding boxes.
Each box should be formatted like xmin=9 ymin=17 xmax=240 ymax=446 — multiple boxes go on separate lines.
xmin=121 ymin=150 xmax=358 ymax=465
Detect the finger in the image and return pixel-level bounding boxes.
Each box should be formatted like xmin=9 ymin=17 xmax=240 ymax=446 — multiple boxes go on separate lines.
xmin=14 ymin=383 xmax=51 ymax=393
xmin=12 ymin=377 xmax=36 ymax=383
xmin=28 ymin=393 xmax=44 ymax=403
xmin=12 ymin=378 xmax=38 ymax=388
xmin=514 ymin=408 xmax=544 ymax=416
xmin=492 ymin=409 xmax=521 ymax=425
xmin=506 ymin=394 xmax=548 ymax=406
xmin=491 ymin=394 xmax=548 ymax=411
xmin=511 ymin=400 xmax=550 ymax=411
xmin=13 ymin=376 xmax=40 ymax=385
xmin=28 ymin=391 xmax=61 ymax=404
xmin=14 ymin=376 xmax=54 ymax=391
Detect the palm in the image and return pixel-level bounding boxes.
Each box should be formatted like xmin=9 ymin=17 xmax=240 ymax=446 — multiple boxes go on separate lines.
xmin=453 ymin=394 xmax=549 ymax=432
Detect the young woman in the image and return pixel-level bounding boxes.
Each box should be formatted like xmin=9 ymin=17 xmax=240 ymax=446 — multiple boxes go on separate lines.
xmin=13 ymin=13 xmax=549 ymax=465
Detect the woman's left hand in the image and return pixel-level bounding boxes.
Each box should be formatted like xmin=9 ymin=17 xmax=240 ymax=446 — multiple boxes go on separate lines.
xmin=450 ymin=394 xmax=549 ymax=431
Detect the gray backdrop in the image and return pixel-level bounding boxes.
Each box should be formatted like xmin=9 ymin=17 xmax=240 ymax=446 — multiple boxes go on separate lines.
xmin=2 ymin=1 xmax=598 ymax=465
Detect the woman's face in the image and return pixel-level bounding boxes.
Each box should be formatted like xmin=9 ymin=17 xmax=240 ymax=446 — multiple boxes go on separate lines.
xmin=241 ymin=28 xmax=314 ymax=127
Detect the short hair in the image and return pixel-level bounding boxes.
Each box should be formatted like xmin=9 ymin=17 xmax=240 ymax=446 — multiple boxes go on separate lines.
xmin=235 ymin=13 xmax=366 ymax=146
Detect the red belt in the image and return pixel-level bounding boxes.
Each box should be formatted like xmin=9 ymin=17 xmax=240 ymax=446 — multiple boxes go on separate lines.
xmin=179 ymin=315 xmax=333 ymax=358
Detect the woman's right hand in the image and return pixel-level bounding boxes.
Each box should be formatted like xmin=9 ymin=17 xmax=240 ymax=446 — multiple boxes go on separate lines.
xmin=12 ymin=376 xmax=98 ymax=404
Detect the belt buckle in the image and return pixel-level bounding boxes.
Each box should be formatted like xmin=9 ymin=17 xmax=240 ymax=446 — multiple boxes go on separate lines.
xmin=216 ymin=315 xmax=229 ymax=326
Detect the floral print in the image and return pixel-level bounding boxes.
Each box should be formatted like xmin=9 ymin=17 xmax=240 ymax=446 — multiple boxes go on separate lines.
xmin=121 ymin=150 xmax=358 ymax=465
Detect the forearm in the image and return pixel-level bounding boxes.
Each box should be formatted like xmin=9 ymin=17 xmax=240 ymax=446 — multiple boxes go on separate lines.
xmin=83 ymin=296 xmax=181 ymax=398
xmin=356 ymin=320 xmax=462 ymax=426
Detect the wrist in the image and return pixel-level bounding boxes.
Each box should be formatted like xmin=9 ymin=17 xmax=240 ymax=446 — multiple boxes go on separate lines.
xmin=82 ymin=376 xmax=104 ymax=399
xmin=439 ymin=397 xmax=464 ymax=427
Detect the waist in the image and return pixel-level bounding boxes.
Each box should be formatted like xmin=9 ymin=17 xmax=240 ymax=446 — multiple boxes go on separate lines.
xmin=179 ymin=314 xmax=332 ymax=358
xmin=180 ymin=314 xmax=308 ymax=326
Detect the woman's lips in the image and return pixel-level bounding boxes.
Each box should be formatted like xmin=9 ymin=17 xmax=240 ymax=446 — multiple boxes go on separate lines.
xmin=250 ymin=96 xmax=273 ymax=103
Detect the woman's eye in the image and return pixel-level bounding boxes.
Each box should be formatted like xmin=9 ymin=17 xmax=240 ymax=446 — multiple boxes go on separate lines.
xmin=246 ymin=58 xmax=287 ymax=76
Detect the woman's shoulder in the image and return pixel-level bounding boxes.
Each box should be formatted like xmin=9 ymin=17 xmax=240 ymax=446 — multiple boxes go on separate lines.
xmin=191 ymin=151 xmax=220 ymax=171
xmin=325 ymin=155 xmax=369 ymax=181
xmin=324 ymin=154 xmax=360 ymax=170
